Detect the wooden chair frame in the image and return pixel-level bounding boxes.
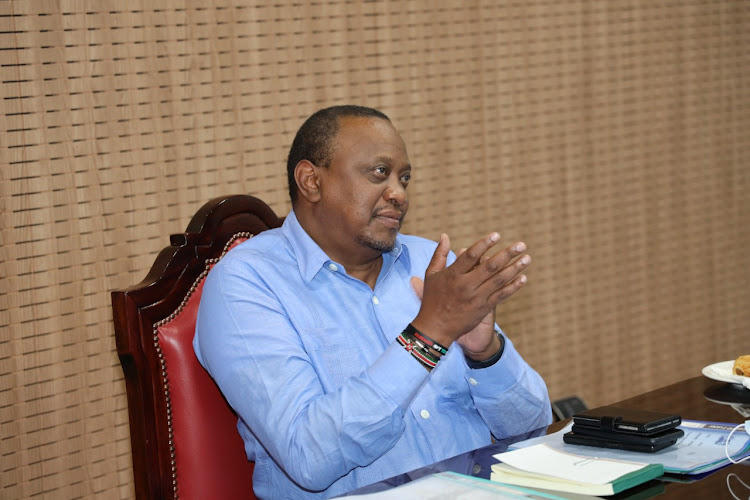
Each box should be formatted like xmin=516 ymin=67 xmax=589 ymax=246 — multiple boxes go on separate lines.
xmin=112 ymin=194 xmax=283 ymax=499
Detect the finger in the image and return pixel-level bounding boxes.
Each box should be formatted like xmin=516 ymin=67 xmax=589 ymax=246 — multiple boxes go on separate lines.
xmin=472 ymin=242 xmax=528 ymax=285
xmin=477 ymin=252 xmax=531 ymax=298
xmin=410 ymin=276 xmax=424 ymax=300
xmin=458 ymin=247 xmax=490 ymax=272
xmin=451 ymin=232 xmax=501 ymax=274
xmin=425 ymin=233 xmax=451 ymax=276
xmin=486 ymin=273 xmax=528 ymax=306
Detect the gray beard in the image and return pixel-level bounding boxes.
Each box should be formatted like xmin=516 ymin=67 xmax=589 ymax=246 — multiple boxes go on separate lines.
xmin=357 ymin=232 xmax=397 ymax=253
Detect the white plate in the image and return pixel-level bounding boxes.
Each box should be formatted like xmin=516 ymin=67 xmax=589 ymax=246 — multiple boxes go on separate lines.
xmin=702 ymin=360 xmax=750 ymax=388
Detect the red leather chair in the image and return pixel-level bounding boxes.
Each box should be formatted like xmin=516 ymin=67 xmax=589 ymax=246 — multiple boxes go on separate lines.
xmin=112 ymin=194 xmax=283 ymax=499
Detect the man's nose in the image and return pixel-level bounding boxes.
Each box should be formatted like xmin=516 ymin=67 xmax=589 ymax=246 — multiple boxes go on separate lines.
xmin=384 ymin=179 xmax=407 ymax=205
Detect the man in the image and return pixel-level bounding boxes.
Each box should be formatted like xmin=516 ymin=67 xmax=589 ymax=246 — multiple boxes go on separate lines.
xmin=194 ymin=105 xmax=551 ymax=499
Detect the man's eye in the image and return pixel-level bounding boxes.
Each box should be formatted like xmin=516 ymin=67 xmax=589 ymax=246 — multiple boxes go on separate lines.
xmin=401 ymin=172 xmax=411 ymax=183
xmin=374 ymin=166 xmax=387 ymax=175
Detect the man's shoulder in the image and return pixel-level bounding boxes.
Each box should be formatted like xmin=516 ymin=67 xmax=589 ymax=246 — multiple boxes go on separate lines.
xmin=398 ymin=233 xmax=437 ymax=248
xmin=217 ymin=227 xmax=292 ymax=270
xmin=397 ymin=233 xmax=458 ymax=268
xmin=397 ymin=233 xmax=439 ymax=263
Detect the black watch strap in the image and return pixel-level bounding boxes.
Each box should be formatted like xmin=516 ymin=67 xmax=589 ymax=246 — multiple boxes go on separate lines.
xmin=465 ymin=330 xmax=505 ymax=369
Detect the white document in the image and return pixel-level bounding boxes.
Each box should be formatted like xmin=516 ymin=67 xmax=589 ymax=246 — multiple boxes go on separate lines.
xmin=509 ymin=420 xmax=750 ymax=474
xmin=494 ymin=444 xmax=647 ymax=485
xmin=341 ymin=471 xmax=579 ymax=499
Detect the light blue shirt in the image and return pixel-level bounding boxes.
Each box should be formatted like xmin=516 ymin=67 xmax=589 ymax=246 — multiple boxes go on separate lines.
xmin=194 ymin=211 xmax=551 ymax=499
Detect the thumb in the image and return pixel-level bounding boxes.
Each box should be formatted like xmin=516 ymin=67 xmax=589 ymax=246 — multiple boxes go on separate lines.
xmin=425 ymin=233 xmax=450 ymax=276
xmin=410 ymin=276 xmax=424 ymax=300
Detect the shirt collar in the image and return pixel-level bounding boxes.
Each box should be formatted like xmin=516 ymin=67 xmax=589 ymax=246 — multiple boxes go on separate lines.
xmin=281 ymin=209 xmax=408 ymax=283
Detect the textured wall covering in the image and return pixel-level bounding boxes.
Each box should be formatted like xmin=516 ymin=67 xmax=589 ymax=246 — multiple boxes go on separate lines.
xmin=1 ymin=0 xmax=749 ymax=497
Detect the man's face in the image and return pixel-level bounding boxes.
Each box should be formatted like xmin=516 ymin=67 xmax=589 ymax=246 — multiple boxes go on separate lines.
xmin=315 ymin=116 xmax=411 ymax=257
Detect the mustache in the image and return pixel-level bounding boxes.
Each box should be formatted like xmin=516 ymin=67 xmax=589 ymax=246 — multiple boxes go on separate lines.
xmin=373 ymin=200 xmax=407 ymax=219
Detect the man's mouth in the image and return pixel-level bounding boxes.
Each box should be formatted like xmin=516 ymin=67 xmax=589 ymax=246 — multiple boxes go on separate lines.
xmin=373 ymin=210 xmax=403 ymax=229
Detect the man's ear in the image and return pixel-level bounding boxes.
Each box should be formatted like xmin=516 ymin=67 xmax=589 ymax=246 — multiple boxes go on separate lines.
xmin=294 ymin=160 xmax=322 ymax=203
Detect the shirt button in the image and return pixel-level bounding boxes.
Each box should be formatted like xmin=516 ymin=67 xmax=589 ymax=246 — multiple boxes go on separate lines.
xmin=372 ymin=296 xmax=379 ymax=305
xmin=469 ymin=377 xmax=478 ymax=386
xmin=328 ymin=263 xmax=338 ymax=272
xmin=420 ymin=409 xmax=430 ymax=419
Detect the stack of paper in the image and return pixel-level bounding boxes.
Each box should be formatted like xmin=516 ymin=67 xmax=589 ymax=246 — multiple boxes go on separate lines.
xmin=508 ymin=420 xmax=750 ymax=475
xmin=491 ymin=444 xmax=664 ymax=496
xmin=342 ymin=471 xmax=599 ymax=499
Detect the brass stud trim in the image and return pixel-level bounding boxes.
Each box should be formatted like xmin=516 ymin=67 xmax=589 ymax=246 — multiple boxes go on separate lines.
xmin=151 ymin=232 xmax=252 ymax=497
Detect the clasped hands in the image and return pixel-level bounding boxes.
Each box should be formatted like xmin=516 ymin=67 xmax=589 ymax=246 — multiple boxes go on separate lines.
xmin=410 ymin=232 xmax=531 ymax=362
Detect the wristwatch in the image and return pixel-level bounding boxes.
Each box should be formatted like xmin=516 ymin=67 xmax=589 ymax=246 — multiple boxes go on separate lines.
xmin=464 ymin=330 xmax=505 ymax=369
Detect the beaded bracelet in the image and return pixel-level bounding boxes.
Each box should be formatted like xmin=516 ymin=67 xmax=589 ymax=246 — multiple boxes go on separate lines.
xmin=397 ymin=332 xmax=438 ymax=369
xmin=404 ymin=323 xmax=449 ymax=355
xmin=411 ymin=337 xmax=439 ymax=362
xmin=401 ymin=330 xmax=441 ymax=362
xmin=397 ymin=332 xmax=439 ymax=365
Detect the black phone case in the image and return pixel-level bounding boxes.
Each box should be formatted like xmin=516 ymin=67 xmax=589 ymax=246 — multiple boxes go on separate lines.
xmin=570 ymin=425 xmax=685 ymax=446
xmin=572 ymin=406 xmax=681 ymax=435
xmin=563 ymin=431 xmax=680 ymax=453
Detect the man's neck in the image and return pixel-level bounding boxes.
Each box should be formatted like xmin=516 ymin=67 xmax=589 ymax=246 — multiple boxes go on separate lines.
xmin=295 ymin=208 xmax=384 ymax=290
xmin=344 ymin=257 xmax=383 ymax=290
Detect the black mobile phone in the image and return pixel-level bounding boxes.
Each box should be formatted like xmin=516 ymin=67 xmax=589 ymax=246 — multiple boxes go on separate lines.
xmin=572 ymin=406 xmax=681 ymax=436
xmin=563 ymin=430 xmax=681 ymax=453
xmin=570 ymin=425 xmax=684 ymax=446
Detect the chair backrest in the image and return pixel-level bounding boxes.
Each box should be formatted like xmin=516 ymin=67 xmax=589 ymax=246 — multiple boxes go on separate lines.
xmin=112 ymin=194 xmax=283 ymax=499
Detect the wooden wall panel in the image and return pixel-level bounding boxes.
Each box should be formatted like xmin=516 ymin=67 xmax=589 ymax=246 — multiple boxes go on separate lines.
xmin=1 ymin=0 xmax=748 ymax=497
